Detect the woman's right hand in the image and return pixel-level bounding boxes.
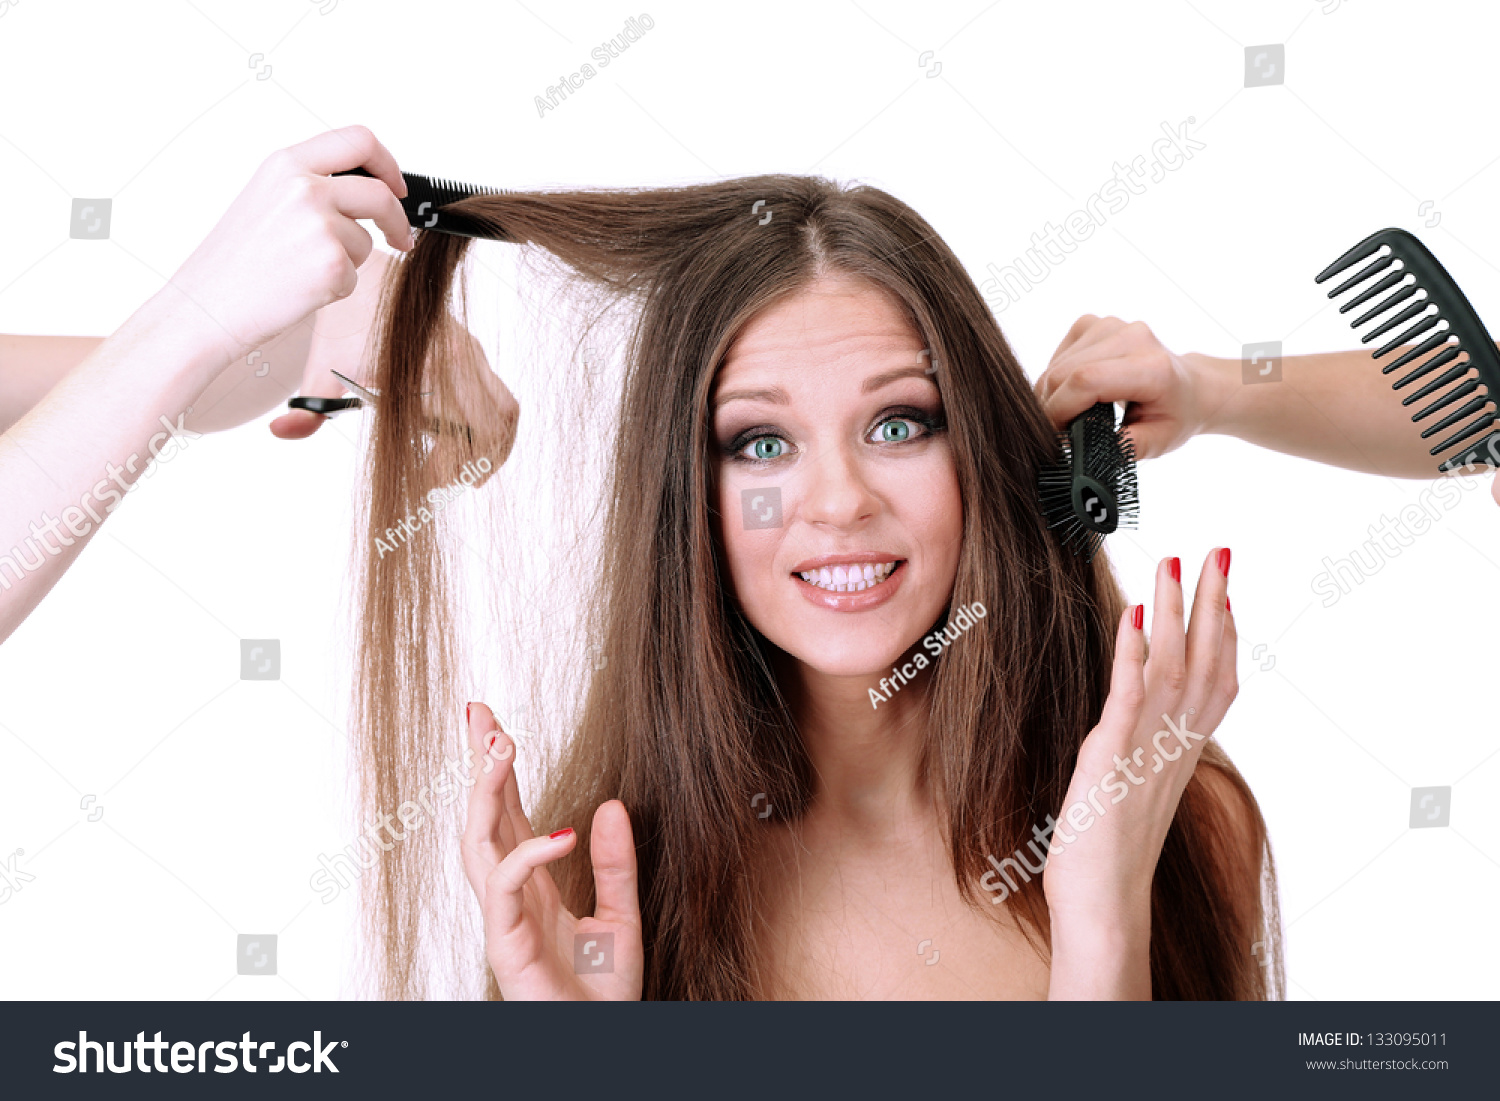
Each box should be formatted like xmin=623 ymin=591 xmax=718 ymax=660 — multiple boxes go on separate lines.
xmin=163 ymin=125 xmax=414 ymax=373
xmin=461 ymin=702 xmax=643 ymax=1000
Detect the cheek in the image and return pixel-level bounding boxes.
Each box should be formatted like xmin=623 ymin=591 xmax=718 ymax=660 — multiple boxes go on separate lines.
xmin=716 ymin=477 xmax=783 ymax=603
xmin=905 ymin=452 xmax=964 ymax=577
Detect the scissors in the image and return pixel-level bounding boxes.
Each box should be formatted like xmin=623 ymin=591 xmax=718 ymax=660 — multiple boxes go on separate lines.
xmin=289 ymin=370 xmax=471 ymax=445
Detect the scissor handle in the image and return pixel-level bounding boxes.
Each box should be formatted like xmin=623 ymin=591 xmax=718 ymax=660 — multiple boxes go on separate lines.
xmin=287 ymin=395 xmax=363 ymax=417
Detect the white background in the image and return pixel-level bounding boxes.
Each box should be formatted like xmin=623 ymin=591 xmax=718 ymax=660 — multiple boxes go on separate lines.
xmin=1 ymin=0 xmax=1497 ymax=1001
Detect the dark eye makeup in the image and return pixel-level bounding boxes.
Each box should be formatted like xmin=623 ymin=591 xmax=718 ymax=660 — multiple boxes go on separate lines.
xmin=719 ymin=403 xmax=947 ymax=465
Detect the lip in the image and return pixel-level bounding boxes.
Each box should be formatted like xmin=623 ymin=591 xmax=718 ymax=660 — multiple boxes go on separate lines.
xmin=792 ymin=556 xmax=907 ymax=613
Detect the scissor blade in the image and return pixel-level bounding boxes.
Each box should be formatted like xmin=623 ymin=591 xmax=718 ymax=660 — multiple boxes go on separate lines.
xmin=331 ymin=369 xmax=381 ymax=405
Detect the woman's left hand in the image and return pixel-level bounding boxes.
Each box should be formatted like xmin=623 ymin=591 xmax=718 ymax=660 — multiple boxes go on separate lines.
xmin=1041 ymin=548 xmax=1237 ymax=998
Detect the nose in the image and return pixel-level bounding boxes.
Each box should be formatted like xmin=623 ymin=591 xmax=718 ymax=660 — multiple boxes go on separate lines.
xmin=795 ymin=440 xmax=879 ymax=529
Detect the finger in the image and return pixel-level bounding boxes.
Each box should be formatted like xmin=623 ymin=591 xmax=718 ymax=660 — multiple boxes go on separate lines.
xmin=484 ymin=829 xmax=577 ymax=938
xmin=283 ymin=126 xmax=412 ymax=255
xmin=1039 ymin=354 xmax=1167 ymax=432
xmin=291 ymin=124 xmax=408 ymax=200
xmin=1198 ymin=593 xmax=1239 ymax=733
xmin=1182 ymin=547 xmax=1231 ymax=709
xmin=501 ymin=738 xmax=535 ymax=845
xmin=589 ymin=800 xmax=640 ymax=929
xmin=325 ymin=196 xmax=381 ymax=277
xmin=1045 ymin=314 xmax=1102 ymax=370
xmin=461 ymin=702 xmax=517 ymax=901
xmin=268 ymin=409 xmax=327 ymax=439
xmin=468 ymin=701 xmax=518 ymax=852
xmin=1491 ymin=470 xmax=1499 ymax=507
xmin=1144 ymin=555 xmax=1187 ymax=702
xmin=1094 ymin=603 xmax=1148 ymax=740
xmin=477 ymin=699 xmax=534 ymax=846
xmin=1117 ymin=408 xmax=1181 ymax=463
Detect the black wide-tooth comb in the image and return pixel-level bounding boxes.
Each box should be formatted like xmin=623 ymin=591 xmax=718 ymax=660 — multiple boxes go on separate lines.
xmin=333 ymin=165 xmax=516 ymax=241
xmin=1036 ymin=402 xmax=1140 ymax=563
xmin=1316 ymin=228 xmax=1500 ymax=472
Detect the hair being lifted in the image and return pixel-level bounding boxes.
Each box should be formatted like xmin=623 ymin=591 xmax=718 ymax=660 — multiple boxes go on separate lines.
xmin=349 ymin=173 xmax=1284 ymax=1001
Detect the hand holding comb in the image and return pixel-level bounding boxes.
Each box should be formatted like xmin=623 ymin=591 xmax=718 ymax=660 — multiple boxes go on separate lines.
xmin=1316 ymin=228 xmax=1500 ymax=473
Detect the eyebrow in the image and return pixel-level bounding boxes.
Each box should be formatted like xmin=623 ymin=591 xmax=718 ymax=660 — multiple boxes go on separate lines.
xmin=712 ymin=363 xmax=937 ymax=412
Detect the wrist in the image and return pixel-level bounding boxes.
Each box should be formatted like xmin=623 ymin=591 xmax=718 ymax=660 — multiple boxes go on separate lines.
xmin=132 ymin=282 xmax=242 ymax=390
xmin=1049 ymin=898 xmax=1151 ymax=952
xmin=1184 ymin=351 xmax=1238 ymax=438
xmin=1048 ymin=903 xmax=1152 ymax=1000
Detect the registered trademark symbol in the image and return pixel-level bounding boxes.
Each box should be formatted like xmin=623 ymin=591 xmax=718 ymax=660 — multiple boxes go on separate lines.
xmin=341 ymin=1041 xmax=348 ymax=1047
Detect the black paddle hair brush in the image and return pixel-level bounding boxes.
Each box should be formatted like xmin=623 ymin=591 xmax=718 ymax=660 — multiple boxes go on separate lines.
xmin=1036 ymin=401 xmax=1140 ymax=563
xmin=1316 ymin=228 xmax=1500 ymax=473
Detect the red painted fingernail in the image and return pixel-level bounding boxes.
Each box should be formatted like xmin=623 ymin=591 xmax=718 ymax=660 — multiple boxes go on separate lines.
xmin=466 ymin=702 xmax=473 ymax=724
xmin=549 ymin=828 xmax=573 ymax=840
xmin=1217 ymin=547 xmax=1232 ymax=578
xmin=486 ymin=733 xmax=497 ymax=751
xmin=1225 ymin=595 xmax=1232 ymax=613
xmin=1132 ymin=603 xmax=1144 ymax=630
xmin=1169 ymin=557 xmax=1181 ymax=583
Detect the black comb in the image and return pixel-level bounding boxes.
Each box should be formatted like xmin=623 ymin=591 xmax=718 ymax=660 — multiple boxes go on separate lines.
xmin=1316 ymin=228 xmax=1500 ymax=472
xmin=333 ymin=165 xmax=515 ymax=242
xmin=1036 ymin=402 xmax=1140 ymax=563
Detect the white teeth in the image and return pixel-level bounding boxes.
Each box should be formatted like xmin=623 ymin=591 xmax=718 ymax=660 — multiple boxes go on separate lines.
xmin=798 ymin=561 xmax=900 ymax=593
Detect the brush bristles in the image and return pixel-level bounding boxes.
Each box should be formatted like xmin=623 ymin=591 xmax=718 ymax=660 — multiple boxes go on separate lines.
xmin=1035 ymin=407 xmax=1140 ymax=562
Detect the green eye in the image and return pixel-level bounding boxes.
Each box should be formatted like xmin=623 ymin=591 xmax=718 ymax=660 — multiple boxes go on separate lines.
xmin=874 ymin=419 xmax=913 ymax=443
xmin=747 ymin=436 xmax=786 ymax=460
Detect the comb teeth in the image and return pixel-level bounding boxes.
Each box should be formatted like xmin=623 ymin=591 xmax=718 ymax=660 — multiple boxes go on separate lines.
xmin=1317 ymin=228 xmax=1500 ymax=472
xmin=408 ymin=173 xmax=510 ymax=202
xmin=332 ymin=166 xmax=516 ymax=241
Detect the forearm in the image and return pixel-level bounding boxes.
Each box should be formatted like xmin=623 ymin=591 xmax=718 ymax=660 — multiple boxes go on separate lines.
xmin=1047 ymin=908 xmax=1152 ymax=1000
xmin=0 ymin=334 xmax=105 ymax=435
xmin=0 ymin=322 xmax=316 ymax=438
xmin=1191 ymin=347 xmax=1490 ymax=480
xmin=0 ymin=285 xmax=231 ymax=641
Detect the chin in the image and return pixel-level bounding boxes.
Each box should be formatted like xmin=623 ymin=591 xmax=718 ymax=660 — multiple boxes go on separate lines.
xmin=732 ymin=561 xmax=952 ymax=681
xmin=761 ymin=599 xmax=939 ymax=680
xmin=777 ymin=630 xmax=919 ymax=680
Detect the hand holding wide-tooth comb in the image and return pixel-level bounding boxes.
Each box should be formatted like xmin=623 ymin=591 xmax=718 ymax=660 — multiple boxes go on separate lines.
xmin=1316 ymin=228 xmax=1500 ymax=474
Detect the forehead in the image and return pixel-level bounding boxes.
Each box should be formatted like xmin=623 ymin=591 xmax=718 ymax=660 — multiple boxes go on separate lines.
xmin=717 ymin=273 xmax=923 ymax=384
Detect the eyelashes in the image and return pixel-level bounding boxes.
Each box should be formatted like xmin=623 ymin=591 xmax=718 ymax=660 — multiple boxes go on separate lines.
xmin=721 ymin=405 xmax=947 ymax=465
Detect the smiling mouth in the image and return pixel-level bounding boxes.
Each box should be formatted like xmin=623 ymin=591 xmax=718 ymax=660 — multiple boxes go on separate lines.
xmin=795 ymin=560 xmax=904 ymax=593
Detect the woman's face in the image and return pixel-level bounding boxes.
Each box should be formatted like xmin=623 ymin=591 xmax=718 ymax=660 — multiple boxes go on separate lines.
xmin=710 ymin=272 xmax=963 ymax=679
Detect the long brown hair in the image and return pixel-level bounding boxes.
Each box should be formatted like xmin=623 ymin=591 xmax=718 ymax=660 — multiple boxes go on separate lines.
xmin=350 ymin=174 xmax=1284 ymax=1000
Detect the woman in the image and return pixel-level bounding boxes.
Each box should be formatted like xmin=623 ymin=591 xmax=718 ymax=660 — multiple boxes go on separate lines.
xmin=352 ymin=173 xmax=1282 ymax=1000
